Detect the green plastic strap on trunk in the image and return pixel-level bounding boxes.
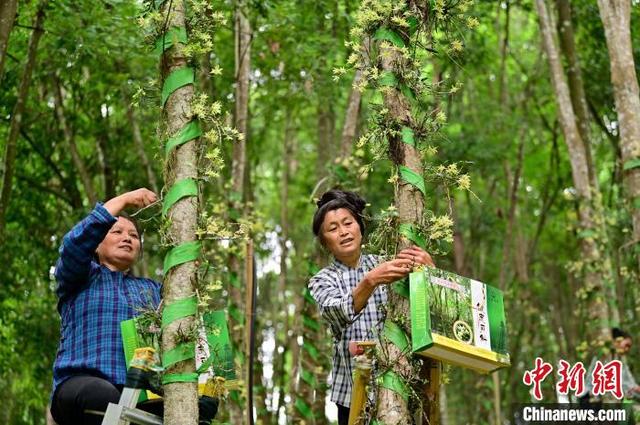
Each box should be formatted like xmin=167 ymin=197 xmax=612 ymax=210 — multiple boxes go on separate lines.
xmin=379 ymin=370 xmax=409 ymax=402
xmin=383 ymin=321 xmax=409 ymax=353
xmin=400 ymin=83 xmax=417 ymax=102
xmin=295 ymin=398 xmax=315 ymax=420
xmin=303 ymin=287 xmax=315 ymax=304
xmin=373 ymin=27 xmax=406 ymax=48
xmin=162 ymin=67 xmax=194 ymax=106
xmin=300 ymin=369 xmax=317 ymax=387
xmin=378 ymin=71 xmax=398 ymax=87
xmin=401 ymin=126 xmax=415 ymax=147
xmin=623 ymin=158 xmax=640 ymax=171
xmin=302 ymin=341 xmax=320 ymax=361
xmin=162 ymin=341 xmax=196 ymax=368
xmin=165 ymin=120 xmax=202 ymax=157
xmin=399 ymin=165 xmax=426 ymax=196
xmin=398 ymin=223 xmax=427 ymax=250
xmin=228 ymin=303 xmax=244 ymax=325
xmin=303 ymin=316 xmax=320 ymax=331
xmin=162 ymin=373 xmax=199 ymax=384
xmin=163 ymin=241 xmax=201 ymax=275
xmin=229 ymin=272 xmax=241 ymax=288
xmin=392 ymin=278 xmax=409 ymax=298
xmin=201 ymin=310 xmax=236 ymax=379
xmin=161 ymin=295 xmax=197 ymax=329
xmin=155 ymin=26 xmax=188 ymax=55
xmin=162 ymin=178 xmax=198 ymax=216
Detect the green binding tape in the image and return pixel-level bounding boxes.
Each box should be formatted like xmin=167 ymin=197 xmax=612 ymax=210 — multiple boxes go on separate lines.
xmin=155 ymin=27 xmax=188 ymax=55
xmin=162 ymin=295 xmax=197 ymax=329
xmin=163 ymin=241 xmax=201 ymax=275
xmin=302 ymin=341 xmax=320 ymax=361
xmin=398 ymin=223 xmax=427 ymax=250
xmin=202 ymin=310 xmax=236 ymax=379
xmin=378 ymin=71 xmax=398 ymax=87
xmin=486 ymin=284 xmax=508 ymax=354
xmin=162 ymin=67 xmax=195 ymax=106
xmin=303 ymin=316 xmax=320 ymax=332
xmin=383 ymin=321 xmax=409 ymax=353
xmin=399 ymin=165 xmax=426 ymax=195
xmin=379 ymin=370 xmax=409 ymax=402
xmin=401 ymin=126 xmax=415 ymax=146
xmin=229 ymin=272 xmax=241 ymax=289
xmin=300 ymin=369 xmax=317 ymax=387
xmin=400 ymin=83 xmax=417 ymax=102
xmin=303 ymin=287 xmax=315 ymax=304
xmin=623 ymin=158 xmax=640 ymax=171
xmin=228 ymin=303 xmax=244 ymax=325
xmin=162 ymin=373 xmax=199 ymax=384
xmin=373 ymin=27 xmax=406 ymax=48
xmin=165 ymin=120 xmax=202 ymax=157
xmin=295 ymin=398 xmax=315 ymax=420
xmin=410 ymin=271 xmax=432 ymax=352
xmin=392 ymin=278 xmax=409 ymax=298
xmin=162 ymin=341 xmax=196 ymax=368
xmin=162 ymin=178 xmax=198 ymax=216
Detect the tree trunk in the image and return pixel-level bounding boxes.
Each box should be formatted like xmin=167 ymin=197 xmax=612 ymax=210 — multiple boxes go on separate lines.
xmin=52 ymin=77 xmax=98 ymax=205
xmin=159 ymin=1 xmax=200 ymax=423
xmin=0 ymin=0 xmax=17 ymax=82
xmin=596 ymin=0 xmax=640 ymax=272
xmin=339 ymin=69 xmax=364 ymax=159
xmin=0 ymin=0 xmax=47 ymax=240
xmin=127 ymin=103 xmax=159 ymax=193
xmin=375 ymin=40 xmax=431 ymax=424
xmin=535 ymin=0 xmax=611 ymax=344
xmin=556 ymin=0 xmax=597 ymax=189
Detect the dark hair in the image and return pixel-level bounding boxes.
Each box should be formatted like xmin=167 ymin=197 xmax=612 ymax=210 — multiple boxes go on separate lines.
xmin=312 ymin=189 xmax=367 ymax=237
xmin=612 ymin=327 xmax=631 ymax=340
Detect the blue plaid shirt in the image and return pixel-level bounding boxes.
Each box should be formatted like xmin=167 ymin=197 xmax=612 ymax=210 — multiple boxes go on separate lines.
xmin=308 ymin=254 xmax=385 ymax=407
xmin=52 ymin=203 xmax=161 ymax=395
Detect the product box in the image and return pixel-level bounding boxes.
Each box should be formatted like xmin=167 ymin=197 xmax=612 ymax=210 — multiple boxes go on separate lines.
xmin=409 ymin=268 xmax=510 ymax=373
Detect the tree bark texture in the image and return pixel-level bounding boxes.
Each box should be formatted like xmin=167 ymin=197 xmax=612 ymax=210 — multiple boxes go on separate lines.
xmin=160 ymin=1 xmax=199 ymax=424
xmin=0 ymin=0 xmax=47 ymax=240
xmin=597 ymin=0 xmax=640 ymax=272
xmin=0 ymin=0 xmax=17 ymax=82
xmin=53 ymin=77 xmax=98 ymax=205
xmin=339 ymin=69 xmax=364 ymax=159
xmin=535 ymin=0 xmax=612 ymax=344
xmin=375 ymin=41 xmax=433 ymax=424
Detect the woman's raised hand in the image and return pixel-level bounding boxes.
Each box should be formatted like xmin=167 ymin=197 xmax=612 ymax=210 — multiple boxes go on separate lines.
xmin=104 ymin=188 xmax=158 ymax=216
xmin=396 ymin=246 xmax=435 ymax=268
xmin=364 ymin=259 xmax=413 ymax=287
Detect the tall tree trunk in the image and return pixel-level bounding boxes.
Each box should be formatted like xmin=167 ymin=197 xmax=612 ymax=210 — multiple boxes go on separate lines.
xmin=597 ymin=0 xmax=640 ymax=272
xmin=228 ymin=2 xmax=251 ymax=421
xmin=0 ymin=0 xmax=47 ymax=240
xmin=52 ymin=77 xmax=98 ymax=205
xmin=127 ymin=103 xmax=159 ymax=193
xmin=159 ymin=1 xmax=200 ymax=423
xmin=535 ymin=0 xmax=612 ymax=344
xmin=556 ymin=0 xmax=597 ymax=189
xmin=375 ymin=41 xmax=432 ymax=424
xmin=339 ymin=69 xmax=364 ymax=159
xmin=0 ymin=0 xmax=17 ymax=82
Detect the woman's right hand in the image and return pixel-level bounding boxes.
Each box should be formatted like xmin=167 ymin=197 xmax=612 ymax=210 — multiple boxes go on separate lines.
xmin=364 ymin=259 xmax=413 ymax=287
xmin=104 ymin=188 xmax=158 ymax=216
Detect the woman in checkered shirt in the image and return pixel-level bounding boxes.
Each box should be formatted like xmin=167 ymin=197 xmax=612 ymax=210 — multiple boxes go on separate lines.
xmin=308 ymin=189 xmax=434 ymax=424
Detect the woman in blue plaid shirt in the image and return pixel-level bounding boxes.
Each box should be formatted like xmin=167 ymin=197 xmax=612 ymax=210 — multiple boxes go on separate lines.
xmin=309 ymin=190 xmax=434 ymax=424
xmin=50 ymin=189 xmax=217 ymax=425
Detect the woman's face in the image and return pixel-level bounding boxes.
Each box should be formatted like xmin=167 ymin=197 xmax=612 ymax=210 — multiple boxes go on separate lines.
xmin=96 ymin=217 xmax=141 ymax=271
xmin=320 ymin=208 xmax=362 ymax=259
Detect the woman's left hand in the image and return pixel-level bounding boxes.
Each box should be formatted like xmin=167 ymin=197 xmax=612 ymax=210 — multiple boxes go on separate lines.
xmin=396 ymin=246 xmax=435 ymax=268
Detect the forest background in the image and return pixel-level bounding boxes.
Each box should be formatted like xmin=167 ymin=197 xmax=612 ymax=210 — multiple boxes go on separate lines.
xmin=0 ymin=0 xmax=639 ymax=424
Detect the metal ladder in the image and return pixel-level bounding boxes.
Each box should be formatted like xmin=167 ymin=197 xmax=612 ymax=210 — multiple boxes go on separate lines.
xmin=101 ymin=348 xmax=163 ymax=425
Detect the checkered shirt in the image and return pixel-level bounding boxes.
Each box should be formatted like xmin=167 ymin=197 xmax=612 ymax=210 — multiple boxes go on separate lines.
xmin=52 ymin=203 xmax=161 ymax=396
xmin=308 ymin=254 xmax=385 ymax=407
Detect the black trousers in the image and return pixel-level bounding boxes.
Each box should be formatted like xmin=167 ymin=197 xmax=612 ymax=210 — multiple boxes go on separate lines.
xmin=51 ymin=375 xmax=218 ymax=425
xmin=337 ymin=403 xmax=350 ymax=425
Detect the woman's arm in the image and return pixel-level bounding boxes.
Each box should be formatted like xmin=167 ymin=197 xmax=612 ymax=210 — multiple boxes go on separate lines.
xmin=352 ymin=259 xmax=413 ymax=313
xmin=55 ymin=189 xmax=157 ymax=298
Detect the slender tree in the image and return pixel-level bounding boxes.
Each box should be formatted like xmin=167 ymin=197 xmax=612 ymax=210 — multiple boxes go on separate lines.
xmin=597 ymin=0 xmax=640 ymax=272
xmin=0 ymin=0 xmax=48 ymax=240
xmin=0 ymin=0 xmax=17 ymax=82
